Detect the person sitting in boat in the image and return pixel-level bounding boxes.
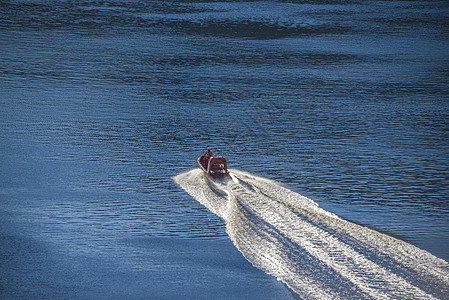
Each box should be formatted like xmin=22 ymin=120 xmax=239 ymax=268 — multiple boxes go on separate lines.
xmin=200 ymin=150 xmax=212 ymax=169
xmin=204 ymin=149 xmax=213 ymax=157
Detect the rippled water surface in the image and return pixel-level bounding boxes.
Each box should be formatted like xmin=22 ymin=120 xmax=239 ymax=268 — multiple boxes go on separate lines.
xmin=1 ymin=0 xmax=449 ymax=299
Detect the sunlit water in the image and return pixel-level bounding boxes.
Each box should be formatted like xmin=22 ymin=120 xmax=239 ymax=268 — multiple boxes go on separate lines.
xmin=1 ymin=0 xmax=449 ymax=299
xmin=175 ymin=169 xmax=449 ymax=299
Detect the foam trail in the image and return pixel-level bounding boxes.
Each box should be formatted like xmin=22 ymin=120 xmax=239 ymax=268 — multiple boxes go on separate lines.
xmin=173 ymin=169 xmax=449 ymax=299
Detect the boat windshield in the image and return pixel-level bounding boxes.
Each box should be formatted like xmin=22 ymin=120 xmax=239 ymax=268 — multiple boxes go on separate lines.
xmin=210 ymin=163 xmax=226 ymax=173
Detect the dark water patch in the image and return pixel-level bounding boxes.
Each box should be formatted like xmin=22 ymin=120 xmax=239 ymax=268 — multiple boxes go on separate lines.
xmin=151 ymin=49 xmax=373 ymax=68
xmin=278 ymin=0 xmax=360 ymax=3
xmin=0 ymin=0 xmax=350 ymax=38
xmin=2 ymin=0 xmax=448 ymax=39
xmin=158 ymin=18 xmax=349 ymax=39
xmin=367 ymin=1 xmax=449 ymax=30
xmin=0 ymin=1 xmax=157 ymax=32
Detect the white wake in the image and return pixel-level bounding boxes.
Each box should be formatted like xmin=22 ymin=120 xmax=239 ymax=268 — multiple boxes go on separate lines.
xmin=173 ymin=169 xmax=449 ymax=299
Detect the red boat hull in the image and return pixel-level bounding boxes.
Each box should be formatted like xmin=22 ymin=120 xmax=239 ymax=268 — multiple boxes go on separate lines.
xmin=198 ymin=155 xmax=229 ymax=178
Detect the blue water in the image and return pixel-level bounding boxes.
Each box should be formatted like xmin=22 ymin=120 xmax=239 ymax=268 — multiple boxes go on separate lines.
xmin=1 ymin=0 xmax=449 ymax=299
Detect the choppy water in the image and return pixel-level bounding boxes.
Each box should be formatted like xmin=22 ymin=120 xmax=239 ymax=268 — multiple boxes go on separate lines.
xmin=175 ymin=169 xmax=449 ymax=299
xmin=1 ymin=0 xmax=449 ymax=299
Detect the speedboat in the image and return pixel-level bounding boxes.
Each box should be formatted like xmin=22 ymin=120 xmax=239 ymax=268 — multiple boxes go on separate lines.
xmin=198 ymin=152 xmax=229 ymax=179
